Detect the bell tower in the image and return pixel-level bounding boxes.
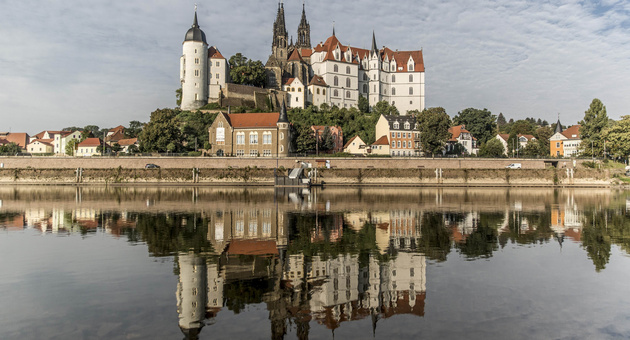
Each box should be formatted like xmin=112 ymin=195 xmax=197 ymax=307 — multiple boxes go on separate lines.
xmin=295 ymin=3 xmax=311 ymax=50
xmin=272 ymin=1 xmax=289 ymax=62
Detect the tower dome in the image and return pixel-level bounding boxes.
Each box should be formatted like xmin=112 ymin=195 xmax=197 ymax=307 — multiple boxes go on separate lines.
xmin=184 ymin=11 xmax=207 ymax=44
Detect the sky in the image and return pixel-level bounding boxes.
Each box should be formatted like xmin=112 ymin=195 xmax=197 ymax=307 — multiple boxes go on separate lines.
xmin=1 ymin=0 xmax=629 ymax=134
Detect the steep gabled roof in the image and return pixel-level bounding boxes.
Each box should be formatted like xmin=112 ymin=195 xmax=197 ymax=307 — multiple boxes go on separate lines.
xmin=309 ymin=75 xmax=327 ymax=87
xmin=561 ymin=125 xmax=581 ymax=140
xmin=284 ymin=77 xmax=296 ymax=85
xmin=117 ymin=138 xmax=138 ymax=146
xmin=372 ymin=135 xmax=389 ymax=146
xmin=448 ymin=125 xmax=471 ymax=140
xmin=343 ymin=135 xmax=365 ymax=149
xmin=288 ymin=49 xmax=304 ymax=62
xmin=4 ymin=133 xmax=29 ymax=148
xmin=227 ymin=112 xmax=281 ymax=128
xmin=78 ymin=138 xmax=104 ymax=147
xmin=29 ymin=139 xmax=54 ymax=147
xmin=208 ymin=46 xmax=225 ymax=59
xmin=383 ymin=115 xmax=417 ymax=131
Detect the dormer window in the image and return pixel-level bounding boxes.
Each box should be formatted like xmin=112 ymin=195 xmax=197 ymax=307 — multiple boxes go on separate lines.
xmin=409 ymin=64 xmax=414 ymax=71
xmin=404 ymin=122 xmax=410 ymax=129
xmin=393 ymin=122 xmax=399 ymax=129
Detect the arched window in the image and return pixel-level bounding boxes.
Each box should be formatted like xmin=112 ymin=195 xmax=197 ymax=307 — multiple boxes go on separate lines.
xmin=334 ymin=76 xmax=338 ymax=86
xmin=334 ymin=64 xmax=339 ymax=72
xmin=409 ymin=87 xmax=413 ymax=95
xmin=392 ymin=88 xmax=396 ymax=95
xmin=404 ymin=122 xmax=410 ymax=129
xmin=334 ymin=89 xmax=339 ymax=97
xmin=346 ymin=66 xmax=350 ymax=74
xmin=317 ymin=88 xmax=320 ymax=95
xmin=346 ymin=78 xmax=351 ymax=88
xmin=298 ymin=88 xmax=302 ymax=92
xmin=363 ymin=74 xmax=368 ymax=81
xmin=346 ymin=91 xmax=350 ymax=98
xmin=384 ymin=88 xmax=387 ymax=95
xmin=392 ymin=75 xmax=396 ymax=82
xmin=409 ymin=74 xmax=413 ymax=82
xmin=409 ymin=64 xmax=414 ymax=71
xmin=363 ymin=84 xmax=368 ymax=93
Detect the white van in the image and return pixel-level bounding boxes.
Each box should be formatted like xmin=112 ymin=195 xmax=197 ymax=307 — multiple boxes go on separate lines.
xmin=506 ymin=163 xmax=522 ymax=169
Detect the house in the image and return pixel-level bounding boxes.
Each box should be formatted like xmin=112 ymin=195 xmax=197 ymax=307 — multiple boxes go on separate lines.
xmin=447 ymin=125 xmax=478 ymax=155
xmin=496 ymin=134 xmax=536 ymax=156
xmin=27 ymin=139 xmax=54 ymax=154
xmin=311 ymin=125 xmax=343 ymax=153
xmin=208 ymin=102 xmax=291 ymax=157
xmin=0 ymin=138 xmax=9 ymax=147
xmin=30 ymin=130 xmax=64 ymax=143
xmin=282 ymin=77 xmax=306 ymax=109
xmin=550 ymin=120 xmax=581 ymax=157
xmin=117 ymin=138 xmax=139 ymax=153
xmin=53 ymin=130 xmax=82 ymax=155
xmin=105 ymin=126 xmax=126 ymax=144
xmin=370 ymin=135 xmax=390 ymax=155
xmin=77 ymin=138 xmax=107 ymax=156
xmin=343 ymin=135 xmax=367 ymax=155
xmin=307 ymin=75 xmax=328 ymax=107
xmin=0 ymin=133 xmax=30 ymax=151
xmin=375 ymin=114 xmax=419 ymax=157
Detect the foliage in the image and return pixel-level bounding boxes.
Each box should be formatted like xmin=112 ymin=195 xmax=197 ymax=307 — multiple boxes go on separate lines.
xmin=581 ymin=209 xmax=612 ymax=272
xmin=358 ymin=94 xmax=369 ymax=113
xmin=413 ymin=107 xmax=451 ymax=156
xmin=417 ymin=213 xmax=451 ymax=262
xmin=455 ymin=219 xmax=499 ymax=259
xmin=83 ymin=125 xmax=102 ymax=139
xmin=602 ymin=116 xmax=630 ymax=161
xmin=446 ymin=142 xmax=466 ymax=156
xmin=507 ymin=131 xmax=518 ymax=155
xmin=139 ymin=108 xmax=183 ymax=153
xmin=200 ymin=102 xmax=222 ymax=110
xmin=126 ymin=144 xmax=139 ymax=155
xmin=178 ymin=110 xmax=217 ymax=152
xmin=294 ymin=125 xmax=317 ymax=154
xmin=371 ymin=101 xmax=399 ymax=116
xmin=65 ymin=139 xmax=78 ymax=156
xmin=125 ymin=121 xmax=144 ymax=138
xmin=228 ymin=53 xmax=266 ymax=87
xmin=175 ymin=88 xmax=182 ymax=108
xmin=497 ymin=113 xmax=507 ymax=129
xmin=320 ymin=126 xmax=335 ymax=152
xmin=453 ymin=108 xmax=497 ymax=145
xmin=479 ymin=138 xmax=505 ymax=157
xmin=111 ymin=143 xmax=122 ymax=154
xmin=579 ymin=98 xmax=609 ymax=157
xmin=0 ymin=142 xmax=22 ymax=154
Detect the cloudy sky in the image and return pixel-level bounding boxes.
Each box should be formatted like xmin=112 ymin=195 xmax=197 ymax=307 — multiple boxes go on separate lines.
xmin=1 ymin=0 xmax=629 ymax=134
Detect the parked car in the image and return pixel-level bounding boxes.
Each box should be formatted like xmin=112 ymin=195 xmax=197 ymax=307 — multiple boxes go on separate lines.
xmin=506 ymin=163 xmax=522 ymax=169
xmin=145 ymin=163 xmax=160 ymax=169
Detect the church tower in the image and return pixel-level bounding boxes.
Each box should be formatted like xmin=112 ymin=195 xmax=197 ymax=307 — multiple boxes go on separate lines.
xmin=272 ymin=2 xmax=289 ymax=62
xmin=295 ymin=3 xmax=311 ymax=50
xmin=368 ymin=31 xmax=382 ymax=107
xmin=180 ymin=7 xmax=209 ymax=111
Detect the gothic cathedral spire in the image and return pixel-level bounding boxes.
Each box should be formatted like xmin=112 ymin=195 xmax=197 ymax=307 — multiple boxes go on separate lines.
xmin=296 ymin=3 xmax=311 ymax=49
xmin=272 ymin=1 xmax=289 ymax=61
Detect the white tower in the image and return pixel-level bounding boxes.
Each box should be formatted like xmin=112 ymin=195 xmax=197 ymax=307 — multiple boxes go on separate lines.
xmin=180 ymin=7 xmax=209 ymax=111
xmin=368 ymin=32 xmax=382 ymax=108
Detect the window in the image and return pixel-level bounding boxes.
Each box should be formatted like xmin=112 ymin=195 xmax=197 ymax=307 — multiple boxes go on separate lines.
xmin=194 ymin=58 xmax=199 ymax=64
xmin=249 ymin=220 xmax=257 ymax=234
xmin=317 ymin=88 xmax=320 ymax=95
xmin=374 ymin=85 xmax=376 ymax=92
xmin=194 ymin=69 xmax=199 ymax=77
xmin=249 ymin=149 xmax=258 ymax=157
xmin=392 ymin=75 xmax=396 ymax=82
xmin=392 ymin=88 xmax=396 ymax=95
xmin=346 ymin=91 xmax=350 ymax=98
xmin=216 ymin=73 xmax=219 ymax=79
xmin=397 ymin=132 xmax=401 ymax=138
xmin=402 ymin=133 xmax=406 ymax=138
xmin=391 ymin=132 xmax=395 ymax=138
xmin=263 ymin=149 xmax=271 ymax=157
xmin=373 ymin=74 xmax=376 ymax=80
xmin=334 ymin=76 xmax=338 ymax=86
xmin=363 ymin=84 xmax=368 ymax=93
xmin=397 ymin=141 xmax=401 ymax=148
xmin=346 ymin=66 xmax=350 ymax=74
xmin=363 ymin=74 xmax=368 ymax=81
xmin=409 ymin=87 xmax=413 ymax=95
xmin=384 ymin=88 xmax=387 ymax=95
xmin=391 ymin=141 xmax=395 ymax=148
xmin=409 ymin=64 xmax=414 ymax=72
xmin=263 ymin=132 xmax=272 ymax=144
xmin=236 ymin=149 xmax=244 ymax=156
xmin=195 ymin=93 xmax=199 ymax=100
xmin=346 ymin=78 xmax=351 ymax=87
xmin=403 ymin=141 xmax=406 ymax=148
xmin=249 ymin=132 xmax=258 ymax=144
xmin=556 ymin=142 xmax=560 ymax=147
xmin=404 ymin=122 xmax=410 ymax=129
xmin=409 ymin=74 xmax=413 ymax=82
xmin=334 ymin=89 xmax=339 ymax=97
xmin=218 ymin=122 xmax=223 ymax=128
xmin=334 ymin=64 xmax=339 ymax=72
xmin=298 ymin=88 xmax=302 ymax=92
xmin=236 ymin=132 xmax=245 ymax=145
xmin=323 ymin=89 xmax=326 ymax=95
xmin=393 ymin=122 xmax=399 ymax=129
xmin=280 ymin=132 xmax=284 ymax=140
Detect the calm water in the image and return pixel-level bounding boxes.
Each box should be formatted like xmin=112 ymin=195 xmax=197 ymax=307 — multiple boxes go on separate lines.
xmin=1 ymin=186 xmax=630 ymax=340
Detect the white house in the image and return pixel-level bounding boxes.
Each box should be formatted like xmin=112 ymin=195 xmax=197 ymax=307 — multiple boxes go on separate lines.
xmin=282 ymin=77 xmax=305 ymax=109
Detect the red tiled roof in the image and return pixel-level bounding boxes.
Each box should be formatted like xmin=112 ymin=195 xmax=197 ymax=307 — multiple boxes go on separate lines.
xmin=448 ymin=125 xmax=470 ymax=140
xmin=561 ymin=125 xmax=581 ymax=139
xmin=208 ymin=46 xmax=225 ymax=59
xmin=372 ymin=135 xmax=389 ymax=145
xmin=284 ymin=77 xmax=296 ymax=85
xmin=78 ymin=138 xmax=104 ymax=147
xmin=29 ymin=139 xmax=54 ymax=147
xmin=117 ymin=138 xmax=138 ymax=146
xmin=497 ymin=134 xmax=509 ymax=141
xmin=288 ymin=49 xmax=304 ymax=62
xmin=300 ymin=48 xmax=312 ymax=58
xmin=108 ymin=125 xmax=125 ymax=134
xmin=309 ymin=75 xmax=327 ymax=86
xmin=227 ymin=112 xmax=280 ymax=128
xmin=4 ymin=133 xmax=29 ymax=148
xmin=226 ymin=239 xmax=278 ymax=255
xmin=0 ymin=138 xmax=8 ymax=145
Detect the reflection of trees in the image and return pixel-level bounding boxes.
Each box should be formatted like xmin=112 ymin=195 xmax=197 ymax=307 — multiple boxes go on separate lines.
xmin=498 ymin=210 xmax=554 ymax=247
xmin=417 ymin=213 xmax=450 ymax=262
xmin=455 ymin=218 xmax=498 ymax=259
xmin=224 ymin=277 xmax=271 ymax=314
xmin=581 ymin=210 xmax=612 ymax=272
xmin=132 ymin=213 xmax=214 ymax=256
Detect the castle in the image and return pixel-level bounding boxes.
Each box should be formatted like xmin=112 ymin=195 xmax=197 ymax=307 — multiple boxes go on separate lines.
xmin=180 ymin=3 xmax=425 ymax=114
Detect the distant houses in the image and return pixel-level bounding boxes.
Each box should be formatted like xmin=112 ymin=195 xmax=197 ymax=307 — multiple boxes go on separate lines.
xmin=550 ymin=120 xmax=581 ymax=157
xmin=495 ymin=133 xmax=536 ymax=156
xmin=447 ymin=125 xmax=479 ymax=155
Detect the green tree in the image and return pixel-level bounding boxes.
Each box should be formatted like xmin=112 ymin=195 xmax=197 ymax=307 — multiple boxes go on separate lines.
xmin=603 ymin=116 xmax=630 ymax=161
xmin=83 ymin=125 xmax=101 ymax=139
xmin=111 ymin=143 xmax=122 ymax=154
xmin=139 ymin=108 xmax=183 ymax=153
xmin=126 ymin=144 xmax=139 ymax=155
xmin=453 ymin=108 xmax=497 ymax=145
xmin=125 ymin=120 xmax=144 ymax=138
xmin=0 ymin=142 xmax=22 ymax=154
xmin=229 ymin=53 xmax=266 ymax=87
xmin=479 ymin=138 xmax=505 ymax=157
xmin=508 ymin=119 xmax=535 ymax=135
xmin=371 ymin=101 xmax=399 ymax=116
xmin=357 ymin=94 xmax=369 ymax=113
xmin=497 ymin=112 xmax=507 ymax=130
xmin=579 ymin=98 xmax=609 ymax=157
xmin=294 ymin=125 xmax=317 ymax=154
xmin=178 ymin=110 xmax=217 ymax=151
xmin=507 ymin=131 xmax=518 ymax=156
xmin=175 ymin=88 xmax=182 ymax=108
xmin=65 ymin=139 xmax=78 ymax=156
xmin=413 ymin=107 xmax=451 ymax=156
xmin=320 ymin=126 xmax=335 ymax=152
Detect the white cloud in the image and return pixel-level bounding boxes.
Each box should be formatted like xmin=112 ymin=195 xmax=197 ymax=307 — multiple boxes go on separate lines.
xmin=0 ymin=0 xmax=629 ymax=134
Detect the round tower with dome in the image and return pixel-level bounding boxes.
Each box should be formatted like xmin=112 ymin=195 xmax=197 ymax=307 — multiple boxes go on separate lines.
xmin=180 ymin=7 xmax=208 ymax=111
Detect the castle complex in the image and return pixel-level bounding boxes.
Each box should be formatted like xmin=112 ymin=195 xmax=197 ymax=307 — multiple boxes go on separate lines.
xmin=181 ymin=3 xmax=425 ymax=115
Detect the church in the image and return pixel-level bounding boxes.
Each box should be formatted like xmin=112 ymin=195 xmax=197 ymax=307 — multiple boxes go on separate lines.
xmin=180 ymin=3 xmax=426 ymax=115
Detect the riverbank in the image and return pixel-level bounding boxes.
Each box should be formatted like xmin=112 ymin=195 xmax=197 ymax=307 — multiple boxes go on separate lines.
xmin=0 ymin=167 xmax=623 ymax=187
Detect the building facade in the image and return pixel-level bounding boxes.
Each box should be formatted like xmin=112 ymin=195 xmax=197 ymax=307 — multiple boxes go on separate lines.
xmin=375 ymin=114 xmax=419 ymax=156
xmin=550 ymin=122 xmax=581 ymax=157
xmin=208 ymin=104 xmax=291 ymax=157
xmin=447 ymin=125 xmax=479 ymax=155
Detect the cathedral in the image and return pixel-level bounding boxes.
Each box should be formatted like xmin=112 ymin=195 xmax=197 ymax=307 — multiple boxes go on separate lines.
xmin=180 ymin=3 xmax=426 ymax=114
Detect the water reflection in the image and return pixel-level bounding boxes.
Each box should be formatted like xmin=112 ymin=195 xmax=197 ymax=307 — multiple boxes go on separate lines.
xmin=1 ymin=186 xmax=630 ymax=338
